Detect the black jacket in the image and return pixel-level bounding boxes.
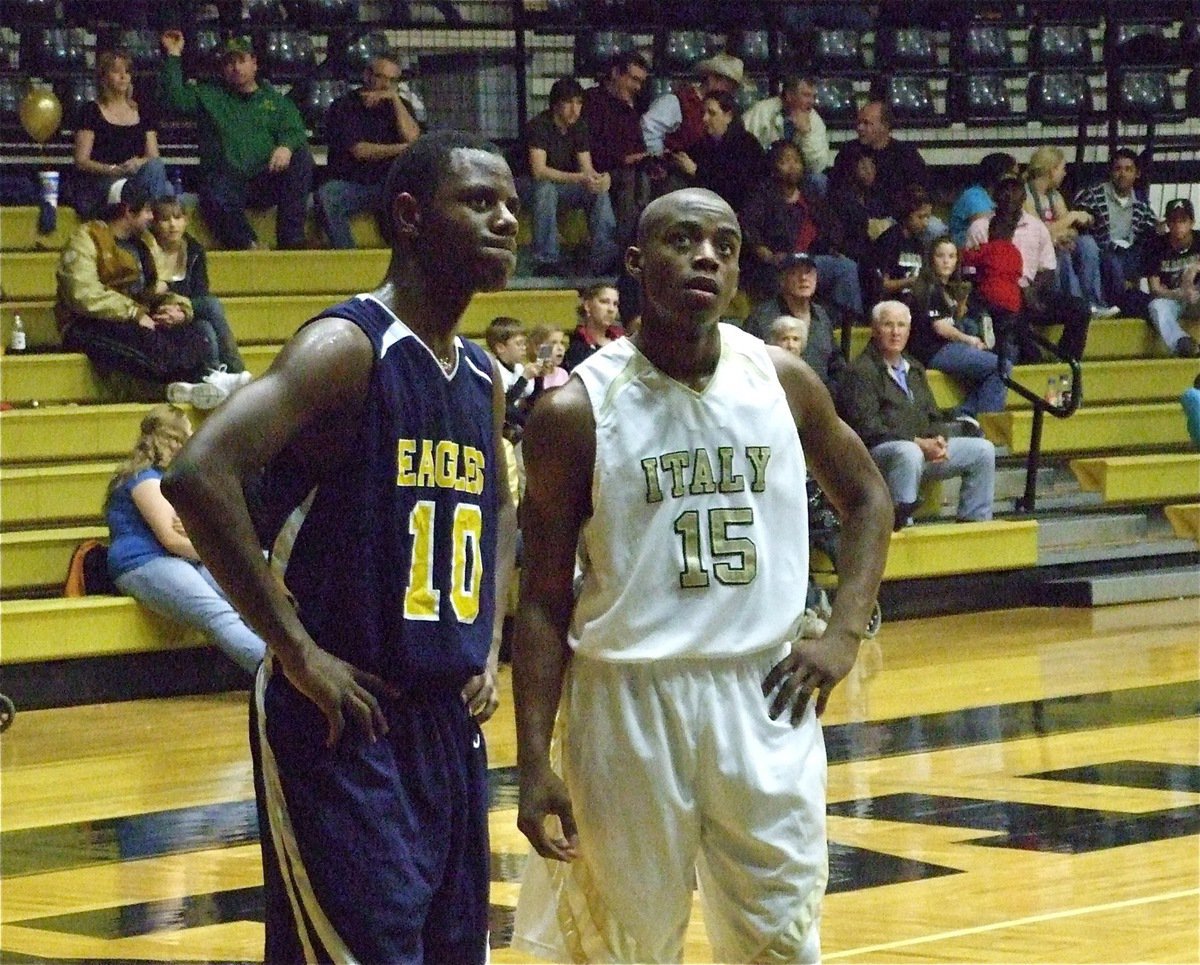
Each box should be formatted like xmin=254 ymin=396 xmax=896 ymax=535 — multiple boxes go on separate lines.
xmin=836 ymin=341 xmax=947 ymax=449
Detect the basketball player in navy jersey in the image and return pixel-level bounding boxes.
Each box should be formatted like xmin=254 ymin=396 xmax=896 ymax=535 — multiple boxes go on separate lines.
xmin=511 ymin=187 xmax=892 ymax=962
xmin=163 ymin=130 xmax=519 ymax=963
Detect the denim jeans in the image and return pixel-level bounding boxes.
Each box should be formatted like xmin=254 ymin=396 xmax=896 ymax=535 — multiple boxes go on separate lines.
xmin=1148 ymin=297 xmax=1198 ymax=353
xmin=1056 ymin=234 xmax=1106 ymax=308
xmin=813 ymin=253 xmax=863 ymax=319
xmin=1183 ymin=387 xmax=1200 ymax=447
xmin=531 ymin=179 xmax=620 ymax=274
xmin=115 ymin=555 xmax=265 ymax=674
xmin=1100 ymin=244 xmax=1143 ymax=307
xmin=71 ymin=157 xmax=172 ymax=220
xmin=870 ymin=437 xmax=996 ymax=521
xmin=200 ymin=147 xmax=314 ymax=249
xmin=317 ymin=178 xmax=381 ymax=249
xmin=192 ymin=294 xmax=245 ymax=373
xmin=926 ymin=341 xmax=1010 ymax=415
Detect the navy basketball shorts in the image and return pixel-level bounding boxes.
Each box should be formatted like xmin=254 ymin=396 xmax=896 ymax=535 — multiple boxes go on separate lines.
xmin=250 ymin=657 xmax=490 ymax=963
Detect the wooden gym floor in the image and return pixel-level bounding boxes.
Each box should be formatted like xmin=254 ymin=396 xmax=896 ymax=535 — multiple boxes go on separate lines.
xmin=2 ymin=598 xmax=1198 ymax=964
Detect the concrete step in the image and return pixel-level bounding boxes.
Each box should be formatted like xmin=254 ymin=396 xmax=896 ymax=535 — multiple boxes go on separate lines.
xmin=1039 ymin=564 xmax=1200 ymax=607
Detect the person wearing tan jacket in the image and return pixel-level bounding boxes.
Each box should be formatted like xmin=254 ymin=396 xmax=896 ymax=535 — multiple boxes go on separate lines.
xmin=55 ymin=179 xmax=234 ymax=405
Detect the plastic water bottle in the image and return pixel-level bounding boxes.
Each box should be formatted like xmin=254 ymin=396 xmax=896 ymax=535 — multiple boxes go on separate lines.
xmin=1059 ymin=374 xmax=1072 ymax=408
xmin=1045 ymin=376 xmax=1060 ymax=407
xmin=170 ymin=168 xmax=185 ymax=199
xmin=9 ymin=314 xmax=26 ymax=353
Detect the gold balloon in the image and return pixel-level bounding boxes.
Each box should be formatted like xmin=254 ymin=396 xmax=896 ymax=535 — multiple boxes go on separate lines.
xmin=19 ymin=87 xmax=63 ymax=144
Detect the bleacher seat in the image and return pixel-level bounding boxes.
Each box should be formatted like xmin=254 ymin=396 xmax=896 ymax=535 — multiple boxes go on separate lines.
xmin=949 ymin=73 xmax=1014 ymax=123
xmin=813 ymin=76 xmax=858 ymax=127
xmin=1029 ymin=22 xmax=1095 ymax=68
xmin=1029 ymin=71 xmax=1095 ymax=123
xmin=9 ymin=0 xmax=59 ymax=24
xmin=661 ymin=31 xmax=710 ymax=70
xmin=289 ymin=78 xmax=350 ymax=136
xmin=262 ymin=30 xmax=317 ymax=81
xmin=1114 ymin=70 xmax=1180 ymax=122
xmin=183 ymin=28 xmax=224 ymax=77
xmin=1071 ymin=454 xmax=1200 ymax=504
xmin=100 ymin=29 xmax=163 ymax=71
xmin=1106 ymin=21 xmax=1177 ymax=67
xmin=954 ymin=22 xmax=1015 ymax=69
xmin=874 ymin=26 xmax=940 ymax=71
xmin=575 ymin=31 xmax=637 ymax=74
xmin=0 ymin=79 xmax=23 ymax=132
xmin=63 ymin=0 xmax=154 ymax=27
xmin=809 ymin=28 xmax=864 ymax=72
xmin=880 ymin=74 xmax=938 ymax=124
xmin=21 ymin=27 xmax=89 ymax=74
xmin=530 ymin=0 xmax=584 ymax=24
xmin=245 ymin=0 xmax=286 ymax=24
xmin=1183 ymin=17 xmax=1200 ymax=61
xmin=55 ymin=75 xmax=100 ymax=129
xmin=282 ymin=0 xmax=358 ymax=28
xmin=731 ymin=29 xmax=771 ymax=69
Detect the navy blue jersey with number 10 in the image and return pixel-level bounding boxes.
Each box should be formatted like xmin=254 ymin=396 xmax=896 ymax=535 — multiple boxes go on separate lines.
xmin=274 ymin=293 xmax=499 ymax=694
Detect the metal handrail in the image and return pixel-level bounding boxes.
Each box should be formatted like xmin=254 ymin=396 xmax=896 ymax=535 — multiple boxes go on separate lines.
xmin=1003 ymin=330 xmax=1082 ymax=514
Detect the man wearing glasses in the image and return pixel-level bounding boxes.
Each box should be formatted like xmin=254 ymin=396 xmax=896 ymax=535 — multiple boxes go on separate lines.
xmin=319 ymin=54 xmax=422 ymax=249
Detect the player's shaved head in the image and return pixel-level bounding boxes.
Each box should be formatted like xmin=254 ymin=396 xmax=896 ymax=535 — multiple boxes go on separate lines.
xmin=636 ymin=188 xmax=739 ymax=245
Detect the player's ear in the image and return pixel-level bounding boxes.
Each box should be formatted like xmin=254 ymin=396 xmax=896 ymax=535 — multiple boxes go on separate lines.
xmin=624 ymin=245 xmax=642 ymax=280
xmin=391 ymin=192 xmax=421 ymax=239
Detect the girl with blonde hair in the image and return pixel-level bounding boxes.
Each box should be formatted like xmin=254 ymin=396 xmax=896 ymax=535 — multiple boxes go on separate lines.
xmin=104 ymin=405 xmax=265 ymax=674
xmin=71 ymin=48 xmax=171 ymax=218
xmin=1024 ymin=146 xmax=1117 ymax=318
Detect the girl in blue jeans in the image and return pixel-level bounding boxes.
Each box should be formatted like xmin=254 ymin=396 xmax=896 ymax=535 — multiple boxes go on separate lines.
xmin=906 ymin=236 xmax=1011 ymax=417
xmin=105 ymin=405 xmax=265 ymax=674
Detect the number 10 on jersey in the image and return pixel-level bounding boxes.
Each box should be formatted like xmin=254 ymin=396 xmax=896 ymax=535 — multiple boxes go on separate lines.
xmin=403 ymin=500 xmax=484 ymax=622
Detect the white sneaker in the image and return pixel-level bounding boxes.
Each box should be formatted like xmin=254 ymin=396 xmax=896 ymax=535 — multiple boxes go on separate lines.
xmin=799 ymin=609 xmax=828 ymax=639
xmin=980 ymin=314 xmax=996 ymax=349
xmin=166 ymin=380 xmax=228 ymax=410
xmin=204 ymin=367 xmax=252 ymax=395
xmin=1090 ymin=304 xmax=1120 ymax=318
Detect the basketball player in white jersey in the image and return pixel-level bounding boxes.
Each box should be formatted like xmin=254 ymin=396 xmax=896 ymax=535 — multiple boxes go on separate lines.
xmin=511 ymin=187 xmax=893 ymax=963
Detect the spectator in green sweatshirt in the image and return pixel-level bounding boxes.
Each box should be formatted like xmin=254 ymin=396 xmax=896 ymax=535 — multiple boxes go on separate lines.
xmin=158 ymin=32 xmax=314 ymax=250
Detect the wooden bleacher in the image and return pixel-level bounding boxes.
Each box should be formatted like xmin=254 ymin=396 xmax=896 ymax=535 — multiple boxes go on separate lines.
xmin=1071 ymin=454 xmax=1200 ymax=504
xmin=2 ymin=203 xmax=1196 ymax=674
xmin=1165 ymin=504 xmax=1200 ymax=542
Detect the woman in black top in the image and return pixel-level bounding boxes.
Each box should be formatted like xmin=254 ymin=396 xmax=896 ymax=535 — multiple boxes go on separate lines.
xmin=669 ymin=90 xmax=766 ymax=214
xmin=71 ymin=49 xmax=171 ymax=219
xmin=906 ymin=236 xmax=1009 ymax=417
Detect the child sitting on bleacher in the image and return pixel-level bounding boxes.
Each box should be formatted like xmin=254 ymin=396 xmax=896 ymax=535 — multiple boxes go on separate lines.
xmin=149 ymin=197 xmax=250 ymax=404
xmin=486 ymin=316 xmax=551 ymax=444
xmin=105 ymin=404 xmax=265 ymax=675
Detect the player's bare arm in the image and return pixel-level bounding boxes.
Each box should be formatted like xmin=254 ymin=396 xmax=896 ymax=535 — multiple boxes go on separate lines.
xmin=163 ymin=318 xmax=402 ymax=747
xmin=460 ymin=359 xmax=519 ymax=723
xmin=513 ymin=379 xmax=594 ymax=862
xmin=762 ymin=348 xmax=893 ymax=723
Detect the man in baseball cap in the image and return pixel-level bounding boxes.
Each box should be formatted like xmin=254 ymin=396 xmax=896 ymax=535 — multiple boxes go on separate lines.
xmin=1145 ymin=197 xmax=1200 ymax=357
xmin=158 ymin=29 xmax=314 ymax=250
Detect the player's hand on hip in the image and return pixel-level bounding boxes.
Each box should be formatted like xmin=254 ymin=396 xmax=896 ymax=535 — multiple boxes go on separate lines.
xmin=517 ymin=769 xmax=579 ymax=862
xmin=461 ymin=666 xmax=499 ymax=723
xmin=282 ymin=644 xmax=402 ymax=748
xmin=763 ymin=630 xmax=862 ymax=724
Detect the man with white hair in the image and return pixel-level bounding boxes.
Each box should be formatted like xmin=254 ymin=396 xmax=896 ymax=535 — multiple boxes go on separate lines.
xmin=837 ymin=300 xmax=996 ymax=529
